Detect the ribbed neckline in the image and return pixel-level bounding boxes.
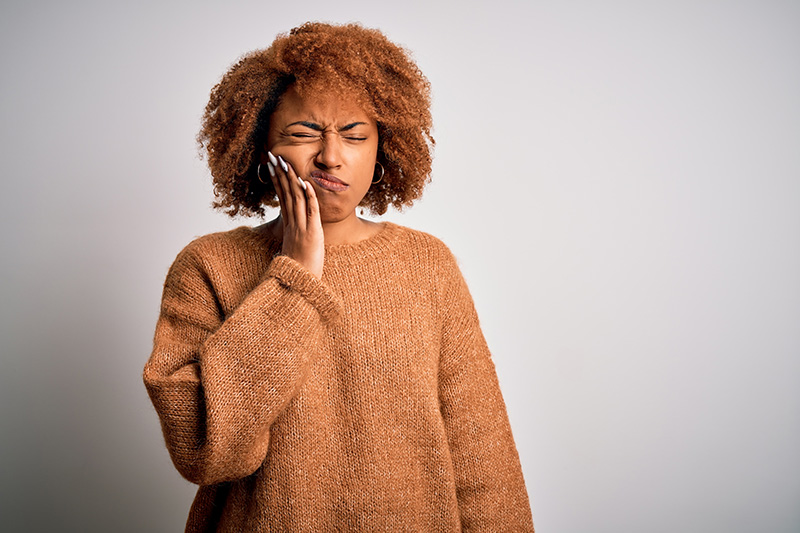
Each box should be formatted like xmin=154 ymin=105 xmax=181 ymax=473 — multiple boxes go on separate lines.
xmin=238 ymin=221 xmax=401 ymax=264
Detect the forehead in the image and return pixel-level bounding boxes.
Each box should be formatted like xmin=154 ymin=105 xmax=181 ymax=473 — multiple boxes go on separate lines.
xmin=272 ymin=85 xmax=375 ymax=126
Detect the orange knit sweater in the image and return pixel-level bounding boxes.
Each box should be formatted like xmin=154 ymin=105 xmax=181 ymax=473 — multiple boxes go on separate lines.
xmin=144 ymin=222 xmax=534 ymax=532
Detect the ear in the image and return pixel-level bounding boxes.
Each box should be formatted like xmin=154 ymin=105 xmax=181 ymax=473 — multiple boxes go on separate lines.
xmin=259 ymin=146 xmax=270 ymax=166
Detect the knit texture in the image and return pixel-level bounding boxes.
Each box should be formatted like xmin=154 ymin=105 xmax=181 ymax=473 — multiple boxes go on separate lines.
xmin=144 ymin=222 xmax=534 ymax=532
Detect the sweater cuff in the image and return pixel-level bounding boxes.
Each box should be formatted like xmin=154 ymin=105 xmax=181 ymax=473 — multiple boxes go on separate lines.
xmin=265 ymin=255 xmax=342 ymax=323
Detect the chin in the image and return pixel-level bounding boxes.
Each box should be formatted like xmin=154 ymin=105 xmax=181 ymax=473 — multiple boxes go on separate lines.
xmin=318 ymin=204 xmax=354 ymax=224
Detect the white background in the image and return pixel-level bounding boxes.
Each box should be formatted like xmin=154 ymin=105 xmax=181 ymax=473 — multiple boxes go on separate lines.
xmin=1 ymin=1 xmax=798 ymax=531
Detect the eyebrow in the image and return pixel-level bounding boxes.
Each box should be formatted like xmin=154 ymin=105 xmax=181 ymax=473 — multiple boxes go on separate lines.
xmin=288 ymin=121 xmax=368 ymax=132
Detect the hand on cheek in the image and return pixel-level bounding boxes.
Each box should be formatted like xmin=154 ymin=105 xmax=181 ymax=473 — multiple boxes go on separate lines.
xmin=267 ymin=151 xmax=324 ymax=278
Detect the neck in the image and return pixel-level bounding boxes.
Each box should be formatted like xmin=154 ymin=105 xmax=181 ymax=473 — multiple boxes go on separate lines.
xmin=322 ymin=212 xmax=372 ymax=245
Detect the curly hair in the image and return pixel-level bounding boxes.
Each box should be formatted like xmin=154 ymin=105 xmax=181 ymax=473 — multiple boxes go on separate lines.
xmin=198 ymin=22 xmax=434 ymax=217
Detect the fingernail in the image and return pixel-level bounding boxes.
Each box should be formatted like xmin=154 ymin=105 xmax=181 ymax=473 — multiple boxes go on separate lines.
xmin=267 ymin=151 xmax=278 ymax=166
xmin=266 ymin=161 xmax=276 ymax=177
xmin=277 ymin=156 xmax=289 ymax=173
xmin=297 ymin=176 xmax=307 ymax=190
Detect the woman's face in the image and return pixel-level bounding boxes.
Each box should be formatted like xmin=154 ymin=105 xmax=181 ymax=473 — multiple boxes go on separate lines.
xmin=265 ymin=86 xmax=379 ymax=224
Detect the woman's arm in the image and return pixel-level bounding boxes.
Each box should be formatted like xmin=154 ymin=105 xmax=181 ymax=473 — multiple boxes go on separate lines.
xmin=437 ymin=250 xmax=535 ymax=531
xmin=143 ymin=247 xmax=340 ymax=486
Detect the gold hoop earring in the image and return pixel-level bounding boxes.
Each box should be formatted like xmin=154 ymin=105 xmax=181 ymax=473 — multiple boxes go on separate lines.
xmin=372 ymin=162 xmax=385 ymax=184
xmin=257 ymin=163 xmax=269 ymax=184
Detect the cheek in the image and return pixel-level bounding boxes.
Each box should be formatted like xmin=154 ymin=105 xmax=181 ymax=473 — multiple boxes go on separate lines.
xmin=269 ymin=142 xmax=321 ymax=170
xmin=353 ymin=151 xmax=379 ymax=186
xmin=354 ymin=141 xmax=379 ymax=173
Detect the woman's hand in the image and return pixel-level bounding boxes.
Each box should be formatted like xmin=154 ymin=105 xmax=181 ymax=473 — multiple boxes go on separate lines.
xmin=267 ymin=151 xmax=324 ymax=278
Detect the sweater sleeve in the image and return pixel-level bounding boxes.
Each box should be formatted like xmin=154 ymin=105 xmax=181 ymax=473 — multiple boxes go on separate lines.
xmin=143 ymin=247 xmax=341 ymax=486
xmin=437 ymin=250 xmax=535 ymax=532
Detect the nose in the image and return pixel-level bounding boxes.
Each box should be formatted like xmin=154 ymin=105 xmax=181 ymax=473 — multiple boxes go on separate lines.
xmin=314 ymin=132 xmax=343 ymax=170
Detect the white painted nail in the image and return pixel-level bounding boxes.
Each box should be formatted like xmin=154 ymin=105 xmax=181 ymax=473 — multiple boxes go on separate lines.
xmin=277 ymin=156 xmax=289 ymax=173
xmin=266 ymin=161 xmax=276 ymax=177
xmin=297 ymin=176 xmax=307 ymax=190
xmin=267 ymin=151 xmax=278 ymax=166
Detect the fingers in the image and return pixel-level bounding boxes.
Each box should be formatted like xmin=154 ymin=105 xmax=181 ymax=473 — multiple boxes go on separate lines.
xmin=266 ymin=157 xmax=288 ymax=221
xmin=269 ymin=151 xmax=315 ymax=230
xmin=280 ymin=156 xmax=308 ymax=231
xmin=274 ymin=154 xmax=295 ymax=221
xmin=304 ymin=178 xmax=320 ymax=224
xmin=265 ymin=151 xmax=324 ymax=278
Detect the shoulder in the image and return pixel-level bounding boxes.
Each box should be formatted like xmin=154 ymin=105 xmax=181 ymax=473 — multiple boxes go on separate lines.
xmin=178 ymin=226 xmax=264 ymax=258
xmin=385 ymin=224 xmax=478 ymax=322
xmin=160 ymin=226 xmax=276 ymax=310
xmin=380 ymin=223 xmax=465 ymax=291
xmin=166 ymin=226 xmax=274 ymax=283
xmin=174 ymin=226 xmax=271 ymax=263
xmin=385 ymin=222 xmax=460 ymax=267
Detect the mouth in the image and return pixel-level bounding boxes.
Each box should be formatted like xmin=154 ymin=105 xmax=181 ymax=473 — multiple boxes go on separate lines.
xmin=310 ymin=170 xmax=349 ymax=192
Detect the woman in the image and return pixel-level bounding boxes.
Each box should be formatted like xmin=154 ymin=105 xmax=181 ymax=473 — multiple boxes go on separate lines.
xmin=144 ymin=22 xmax=534 ymax=532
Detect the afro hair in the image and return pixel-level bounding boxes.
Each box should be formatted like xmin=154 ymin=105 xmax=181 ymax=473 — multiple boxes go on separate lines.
xmin=197 ymin=22 xmax=434 ymax=217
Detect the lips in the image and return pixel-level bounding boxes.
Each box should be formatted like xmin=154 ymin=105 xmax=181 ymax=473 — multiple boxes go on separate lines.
xmin=310 ymin=170 xmax=349 ymax=192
